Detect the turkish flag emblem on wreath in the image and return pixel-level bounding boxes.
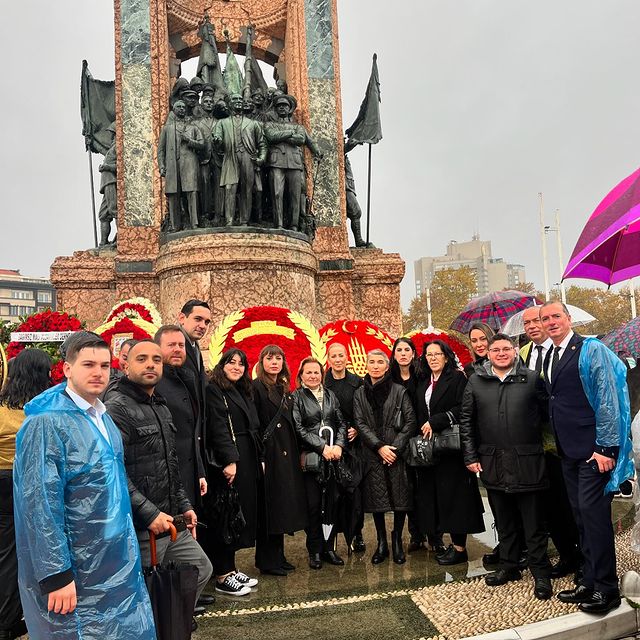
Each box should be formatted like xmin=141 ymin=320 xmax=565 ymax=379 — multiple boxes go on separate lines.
xmin=208 ymin=306 xmax=326 ymax=389
xmin=319 ymin=320 xmax=394 ymax=378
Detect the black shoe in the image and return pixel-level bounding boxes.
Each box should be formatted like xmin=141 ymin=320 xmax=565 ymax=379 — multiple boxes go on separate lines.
xmin=391 ymin=530 xmax=406 ymax=565
xmin=194 ymin=605 xmax=206 ymax=615
xmin=534 ymin=577 xmax=553 ymax=600
xmin=197 ymin=593 xmax=215 ymax=606
xmin=550 ymin=558 xmax=578 ymax=579
xmin=260 ymin=567 xmax=288 ymax=576
xmin=321 ymin=550 xmax=345 ymax=566
xmin=408 ymin=539 xmax=426 ymax=553
xmin=437 ymin=544 xmax=468 ymax=566
xmin=557 ymin=584 xmax=594 ymax=603
xmin=432 ymin=544 xmax=447 ymax=557
xmin=371 ymin=537 xmax=389 ymax=564
xmin=485 ymin=568 xmax=522 ymax=587
xmin=351 ymin=534 xmax=366 ymax=553
xmin=308 ymin=553 xmax=322 ymax=570
xmin=578 ymin=591 xmax=621 ymax=614
xmin=281 ymin=560 xmax=295 ymax=571
xmin=192 ymin=617 xmax=198 ymax=632
xmin=482 ymin=546 xmax=500 ymax=566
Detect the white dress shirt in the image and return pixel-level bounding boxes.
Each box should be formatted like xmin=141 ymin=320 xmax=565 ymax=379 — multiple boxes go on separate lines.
xmin=528 ymin=337 xmax=553 ymax=371
xmin=547 ymin=331 xmax=575 ymax=382
xmin=66 ymin=386 xmax=111 ymax=444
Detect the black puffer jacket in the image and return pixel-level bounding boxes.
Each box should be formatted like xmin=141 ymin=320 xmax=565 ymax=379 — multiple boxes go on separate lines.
xmin=459 ymin=359 xmax=549 ymax=493
xmin=291 ymin=386 xmax=347 ymax=454
xmin=353 ymin=374 xmax=416 ymax=512
xmin=105 ymin=376 xmax=192 ymax=530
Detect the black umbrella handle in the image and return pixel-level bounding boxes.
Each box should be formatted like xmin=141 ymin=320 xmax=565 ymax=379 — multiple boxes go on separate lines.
xmin=149 ymin=523 xmax=178 ymax=567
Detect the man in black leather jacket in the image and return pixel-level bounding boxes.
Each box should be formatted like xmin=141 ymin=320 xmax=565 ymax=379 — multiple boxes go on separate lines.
xmin=104 ymin=340 xmax=212 ymax=614
xmin=460 ymin=333 xmax=552 ymax=600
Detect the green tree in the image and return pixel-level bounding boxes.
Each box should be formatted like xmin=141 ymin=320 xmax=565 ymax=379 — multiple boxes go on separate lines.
xmin=403 ymin=266 xmax=477 ymax=333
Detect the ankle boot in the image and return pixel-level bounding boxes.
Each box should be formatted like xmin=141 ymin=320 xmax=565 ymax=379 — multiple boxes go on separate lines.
xmin=371 ymin=535 xmax=389 ymax=564
xmin=391 ymin=530 xmax=406 ymax=564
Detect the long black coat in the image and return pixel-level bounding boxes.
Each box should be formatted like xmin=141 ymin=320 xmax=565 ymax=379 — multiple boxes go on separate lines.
xmin=155 ymin=364 xmax=204 ymax=508
xmin=460 ymin=360 xmax=549 ymax=493
xmin=413 ymin=368 xmax=485 ymax=535
xmin=353 ymin=375 xmax=416 ymax=512
xmin=204 ymin=382 xmax=262 ymax=549
xmin=252 ymin=379 xmax=308 ymax=534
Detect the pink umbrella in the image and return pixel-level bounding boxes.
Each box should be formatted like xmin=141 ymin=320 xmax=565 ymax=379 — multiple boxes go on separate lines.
xmin=563 ymin=167 xmax=640 ymax=285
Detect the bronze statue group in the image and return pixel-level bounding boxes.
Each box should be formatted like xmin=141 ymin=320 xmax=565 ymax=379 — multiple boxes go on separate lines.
xmin=1 ymin=300 xmax=634 ymax=639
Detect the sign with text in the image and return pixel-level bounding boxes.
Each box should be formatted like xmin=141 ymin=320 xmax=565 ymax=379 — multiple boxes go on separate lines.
xmin=10 ymin=331 xmax=75 ymax=343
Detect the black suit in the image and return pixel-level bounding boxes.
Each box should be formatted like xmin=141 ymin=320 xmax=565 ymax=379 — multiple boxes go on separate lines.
xmin=544 ymin=332 xmax=618 ymax=595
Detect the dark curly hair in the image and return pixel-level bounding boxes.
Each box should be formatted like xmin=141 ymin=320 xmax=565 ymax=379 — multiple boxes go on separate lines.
xmin=0 ymin=348 xmax=52 ymax=410
xmin=209 ymin=348 xmax=253 ymax=398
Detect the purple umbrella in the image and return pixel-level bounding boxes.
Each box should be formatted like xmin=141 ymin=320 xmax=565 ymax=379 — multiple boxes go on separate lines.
xmin=563 ymin=167 xmax=640 ymax=285
xmin=450 ymin=290 xmax=541 ymax=334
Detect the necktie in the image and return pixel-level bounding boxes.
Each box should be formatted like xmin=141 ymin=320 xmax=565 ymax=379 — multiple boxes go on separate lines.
xmin=550 ymin=346 xmax=561 ymax=381
xmin=534 ymin=345 xmax=544 ymax=376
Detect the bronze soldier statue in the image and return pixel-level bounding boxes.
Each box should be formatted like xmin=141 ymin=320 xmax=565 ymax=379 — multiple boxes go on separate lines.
xmin=98 ymin=122 xmax=117 ymax=246
xmin=264 ymin=94 xmax=322 ymax=231
xmin=344 ymin=153 xmax=367 ymax=247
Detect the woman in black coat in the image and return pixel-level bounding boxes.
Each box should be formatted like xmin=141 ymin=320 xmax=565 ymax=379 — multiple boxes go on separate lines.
xmin=291 ymin=357 xmax=347 ymax=570
xmin=252 ymin=345 xmax=307 ymax=576
xmin=414 ymin=340 xmax=485 ymax=566
xmin=203 ymin=348 xmax=262 ymax=597
xmin=353 ymin=349 xmax=417 ymax=565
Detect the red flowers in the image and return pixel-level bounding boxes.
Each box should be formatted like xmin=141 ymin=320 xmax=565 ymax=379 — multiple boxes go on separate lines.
xmin=99 ymin=318 xmax=155 ymax=369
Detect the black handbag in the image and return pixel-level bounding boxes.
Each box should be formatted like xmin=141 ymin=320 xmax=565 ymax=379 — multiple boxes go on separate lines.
xmin=407 ymin=435 xmax=436 ymax=467
xmin=433 ymin=411 xmax=461 ymax=454
xmin=302 ymin=451 xmax=322 ymax=473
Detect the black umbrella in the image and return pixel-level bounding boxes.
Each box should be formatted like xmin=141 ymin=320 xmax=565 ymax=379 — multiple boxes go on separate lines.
xmin=144 ymin=524 xmax=199 ymax=640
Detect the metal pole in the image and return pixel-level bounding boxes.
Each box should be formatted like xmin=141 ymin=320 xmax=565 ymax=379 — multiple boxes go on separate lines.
xmin=426 ymin=286 xmax=433 ymax=328
xmin=555 ymin=209 xmax=567 ymax=304
xmin=365 ymin=143 xmax=372 ymax=246
xmin=88 ymin=150 xmax=98 ymax=248
xmin=630 ymin=278 xmax=637 ymax=319
xmin=539 ymin=192 xmax=550 ymax=301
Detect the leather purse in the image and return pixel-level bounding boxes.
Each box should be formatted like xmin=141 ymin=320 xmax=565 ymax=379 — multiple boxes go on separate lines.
xmin=433 ymin=411 xmax=461 ymax=454
xmin=301 ymin=451 xmax=322 ymax=473
xmin=406 ymin=435 xmax=436 ymax=467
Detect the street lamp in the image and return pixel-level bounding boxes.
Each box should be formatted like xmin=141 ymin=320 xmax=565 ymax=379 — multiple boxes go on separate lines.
xmin=544 ymin=209 xmax=567 ymax=304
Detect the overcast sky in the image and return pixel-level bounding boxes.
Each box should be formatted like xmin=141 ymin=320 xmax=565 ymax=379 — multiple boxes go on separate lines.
xmin=1 ymin=1 xmax=639 ymax=308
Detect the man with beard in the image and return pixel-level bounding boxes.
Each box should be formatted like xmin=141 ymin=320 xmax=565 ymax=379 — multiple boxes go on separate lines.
xmin=105 ymin=340 xmax=213 ymax=631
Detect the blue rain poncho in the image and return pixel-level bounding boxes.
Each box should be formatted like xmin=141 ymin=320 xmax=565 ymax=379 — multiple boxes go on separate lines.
xmin=13 ymin=383 xmax=156 ymax=639
xmin=578 ymin=338 xmax=634 ymax=493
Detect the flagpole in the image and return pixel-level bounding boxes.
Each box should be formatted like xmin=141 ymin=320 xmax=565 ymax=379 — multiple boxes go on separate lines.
xmin=538 ymin=192 xmax=550 ymax=301
xmin=88 ymin=150 xmax=98 ymax=248
xmin=366 ymin=143 xmax=372 ymax=246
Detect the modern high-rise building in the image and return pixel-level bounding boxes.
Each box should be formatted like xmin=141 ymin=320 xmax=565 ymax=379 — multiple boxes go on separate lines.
xmin=0 ymin=269 xmax=56 ymax=323
xmin=414 ymin=235 xmax=526 ymax=296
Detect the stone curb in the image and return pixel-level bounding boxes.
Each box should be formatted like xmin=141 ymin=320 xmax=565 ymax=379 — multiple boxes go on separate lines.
xmin=459 ymin=601 xmax=638 ymax=640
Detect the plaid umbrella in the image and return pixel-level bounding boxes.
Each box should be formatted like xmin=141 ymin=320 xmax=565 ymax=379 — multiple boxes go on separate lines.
xmin=450 ymin=290 xmax=542 ymax=334
xmin=602 ymin=316 xmax=640 ymax=358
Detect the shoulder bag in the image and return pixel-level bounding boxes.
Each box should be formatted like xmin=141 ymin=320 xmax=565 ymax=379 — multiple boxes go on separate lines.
xmin=433 ymin=410 xmax=461 ymax=454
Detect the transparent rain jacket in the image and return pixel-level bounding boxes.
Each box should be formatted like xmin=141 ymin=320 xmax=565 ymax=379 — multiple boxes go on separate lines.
xmin=579 ymin=338 xmax=634 ymax=493
xmin=13 ymin=384 xmax=156 ymax=639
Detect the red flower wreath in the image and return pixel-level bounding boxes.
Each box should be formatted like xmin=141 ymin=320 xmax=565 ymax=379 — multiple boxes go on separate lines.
xmin=6 ymin=310 xmax=84 ymax=384
xmin=94 ymin=317 xmax=159 ymax=369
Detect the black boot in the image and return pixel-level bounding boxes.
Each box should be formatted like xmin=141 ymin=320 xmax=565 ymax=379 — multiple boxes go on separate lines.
xmin=371 ymin=535 xmax=389 ymax=564
xmin=391 ymin=530 xmax=406 ymax=565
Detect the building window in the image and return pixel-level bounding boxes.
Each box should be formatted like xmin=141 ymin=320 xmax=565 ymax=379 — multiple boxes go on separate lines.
xmin=9 ymin=305 xmax=32 ymax=316
xmin=11 ymin=290 xmax=34 ymax=300
xmin=37 ymin=291 xmax=52 ymax=303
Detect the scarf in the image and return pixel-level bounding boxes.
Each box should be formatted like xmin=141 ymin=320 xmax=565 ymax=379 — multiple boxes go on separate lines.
xmin=363 ymin=372 xmax=394 ymax=435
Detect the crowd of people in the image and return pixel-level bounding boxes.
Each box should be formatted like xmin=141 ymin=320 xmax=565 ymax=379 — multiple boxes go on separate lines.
xmin=0 ymin=299 xmax=634 ymax=639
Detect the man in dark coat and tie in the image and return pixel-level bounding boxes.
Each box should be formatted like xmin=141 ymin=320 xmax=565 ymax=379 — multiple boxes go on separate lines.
xmin=540 ymin=301 xmax=633 ymax=614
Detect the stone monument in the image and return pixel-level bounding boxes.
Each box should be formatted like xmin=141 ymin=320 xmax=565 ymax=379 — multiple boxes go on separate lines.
xmin=51 ymin=0 xmax=405 ymax=337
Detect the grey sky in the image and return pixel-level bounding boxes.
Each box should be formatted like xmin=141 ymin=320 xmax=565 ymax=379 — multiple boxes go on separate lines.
xmin=2 ymin=1 xmax=639 ymax=309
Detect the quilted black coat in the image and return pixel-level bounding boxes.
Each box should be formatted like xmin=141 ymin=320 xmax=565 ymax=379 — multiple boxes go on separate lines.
xmin=353 ymin=374 xmax=416 ymax=512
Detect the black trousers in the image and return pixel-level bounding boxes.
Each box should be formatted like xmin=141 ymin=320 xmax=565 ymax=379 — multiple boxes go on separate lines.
xmin=545 ymin=454 xmax=581 ymax=563
xmin=488 ymin=489 xmax=551 ymax=578
xmin=303 ymin=473 xmax=337 ymax=555
xmin=561 ymin=457 xmax=617 ymax=594
xmin=0 ymin=470 xmax=22 ymax=632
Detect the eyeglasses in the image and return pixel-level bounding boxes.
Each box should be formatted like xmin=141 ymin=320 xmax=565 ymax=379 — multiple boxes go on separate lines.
xmin=425 ymin=353 xmax=445 ymax=359
xmin=488 ymin=347 xmax=514 ymax=354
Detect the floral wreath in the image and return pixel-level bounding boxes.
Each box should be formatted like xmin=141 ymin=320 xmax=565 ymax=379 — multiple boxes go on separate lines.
xmin=94 ymin=316 xmax=161 ymax=369
xmin=106 ymin=297 xmax=162 ymax=326
xmin=407 ymin=327 xmax=473 ymax=369
xmin=0 ymin=342 xmax=7 ymax=389
xmin=319 ymin=319 xmax=393 ymax=378
xmin=208 ymin=306 xmax=325 ymax=389
xmin=5 ymin=310 xmax=84 ymax=384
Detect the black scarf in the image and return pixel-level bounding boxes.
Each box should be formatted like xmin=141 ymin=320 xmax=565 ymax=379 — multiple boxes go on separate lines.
xmin=364 ymin=372 xmax=393 ymax=434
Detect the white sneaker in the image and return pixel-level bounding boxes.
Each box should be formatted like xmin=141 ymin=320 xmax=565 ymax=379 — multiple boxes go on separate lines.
xmin=234 ymin=571 xmax=259 ymax=588
xmin=215 ymin=574 xmax=251 ymax=596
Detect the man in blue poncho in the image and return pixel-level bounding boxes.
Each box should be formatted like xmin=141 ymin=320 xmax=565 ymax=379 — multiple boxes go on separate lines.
xmin=13 ymin=332 xmax=156 ymax=639
xmin=541 ymin=301 xmax=634 ymax=615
